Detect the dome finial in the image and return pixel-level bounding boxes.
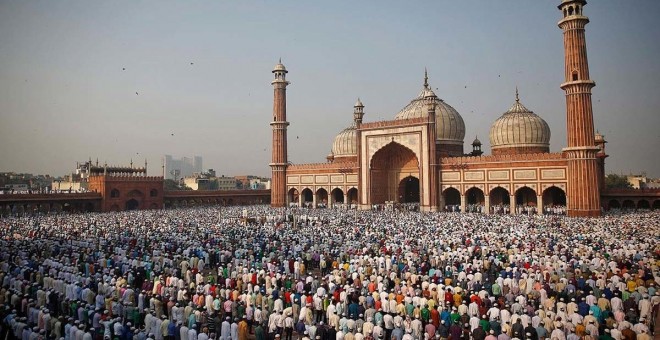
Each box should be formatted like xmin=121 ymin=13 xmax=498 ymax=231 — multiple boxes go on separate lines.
xmin=423 ymin=68 xmax=429 ymax=89
xmin=279 ymin=57 xmax=282 ymax=64
xmin=515 ymin=86 xmax=520 ymax=102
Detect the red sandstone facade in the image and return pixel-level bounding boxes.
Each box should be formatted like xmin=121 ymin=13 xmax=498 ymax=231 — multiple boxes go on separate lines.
xmin=559 ymin=0 xmax=601 ymax=217
xmin=88 ymin=175 xmax=163 ymax=211
xmin=270 ymin=61 xmax=289 ymax=208
xmin=270 ymin=1 xmax=612 ymax=216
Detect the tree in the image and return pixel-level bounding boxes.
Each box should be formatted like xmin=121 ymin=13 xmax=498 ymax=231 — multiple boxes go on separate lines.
xmin=164 ymin=179 xmax=180 ymax=191
xmin=604 ymin=174 xmax=632 ymax=189
xmin=208 ymin=179 xmax=219 ymax=190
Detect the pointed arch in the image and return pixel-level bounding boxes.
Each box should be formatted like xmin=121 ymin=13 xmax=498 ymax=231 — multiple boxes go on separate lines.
xmin=288 ymin=188 xmax=299 ymax=205
xmin=398 ymin=176 xmax=420 ymax=203
xmin=542 ymin=186 xmax=566 ymax=206
xmin=301 ymin=188 xmax=313 ymax=205
xmin=331 ymin=188 xmax=344 ymax=204
xmin=489 ymin=186 xmax=510 ymax=206
xmin=637 ymin=200 xmax=650 ymax=209
xmin=515 ymin=186 xmax=537 ymax=206
xmin=622 ymin=200 xmax=635 ymax=209
xmin=316 ymin=188 xmax=328 ymax=208
xmin=110 ymin=189 xmax=120 ymax=198
xmin=608 ymin=199 xmax=621 ymax=209
xmin=369 ymin=142 xmax=419 ymax=204
xmin=347 ymin=188 xmax=358 ymax=205
xmin=442 ymin=187 xmax=461 ymax=211
xmin=465 ymin=187 xmax=485 ymax=213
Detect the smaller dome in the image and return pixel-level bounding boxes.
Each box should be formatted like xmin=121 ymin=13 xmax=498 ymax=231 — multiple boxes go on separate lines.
xmin=595 ymin=131 xmax=604 ymax=142
xmin=472 ymin=136 xmax=482 ymax=146
xmin=331 ymin=126 xmax=357 ymax=158
xmin=272 ymin=59 xmax=287 ymax=72
xmin=489 ymin=90 xmax=551 ymax=154
xmin=422 ymin=87 xmax=437 ymax=99
xmin=354 ymin=98 xmax=364 ymax=107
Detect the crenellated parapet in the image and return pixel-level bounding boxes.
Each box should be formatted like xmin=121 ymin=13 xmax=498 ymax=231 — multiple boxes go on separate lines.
xmin=441 ymin=152 xmax=566 ymax=165
xmin=360 ymin=117 xmax=430 ymax=130
xmin=97 ymin=175 xmax=164 ymax=181
xmin=288 ymin=162 xmax=359 ymax=171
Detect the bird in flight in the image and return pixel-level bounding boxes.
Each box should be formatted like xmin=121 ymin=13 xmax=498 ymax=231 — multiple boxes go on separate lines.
xmin=135 ymin=92 xmax=139 ymax=95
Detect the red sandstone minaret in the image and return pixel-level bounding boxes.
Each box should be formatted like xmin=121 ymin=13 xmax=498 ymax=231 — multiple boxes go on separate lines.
xmin=270 ymin=60 xmax=290 ymax=207
xmin=558 ymin=0 xmax=601 ymax=216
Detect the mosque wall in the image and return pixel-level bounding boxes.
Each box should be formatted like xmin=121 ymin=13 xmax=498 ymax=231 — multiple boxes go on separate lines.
xmin=89 ymin=175 xmax=164 ymax=212
xmin=439 ymin=153 xmax=569 ymax=212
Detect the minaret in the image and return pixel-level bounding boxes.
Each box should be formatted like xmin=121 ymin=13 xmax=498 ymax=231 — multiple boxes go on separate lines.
xmin=558 ymin=0 xmax=601 ymax=216
xmin=270 ymin=59 xmax=290 ymax=207
xmin=424 ymin=85 xmax=439 ymax=212
xmin=353 ymin=98 xmax=364 ymax=125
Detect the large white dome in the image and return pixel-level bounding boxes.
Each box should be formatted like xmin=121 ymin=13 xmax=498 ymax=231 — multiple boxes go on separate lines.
xmin=394 ymin=81 xmax=465 ymax=146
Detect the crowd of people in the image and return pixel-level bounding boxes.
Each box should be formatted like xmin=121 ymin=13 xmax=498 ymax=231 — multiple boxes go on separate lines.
xmin=0 ymin=205 xmax=658 ymax=340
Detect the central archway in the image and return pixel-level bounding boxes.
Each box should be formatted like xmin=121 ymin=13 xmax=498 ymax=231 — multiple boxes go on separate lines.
xmin=125 ymin=199 xmax=139 ymax=210
xmin=398 ymin=176 xmax=420 ymax=203
xmin=369 ymin=142 xmax=419 ymax=204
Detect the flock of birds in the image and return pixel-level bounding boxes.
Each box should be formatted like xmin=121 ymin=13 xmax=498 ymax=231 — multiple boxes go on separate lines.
xmin=118 ymin=63 xmax=607 ymax=155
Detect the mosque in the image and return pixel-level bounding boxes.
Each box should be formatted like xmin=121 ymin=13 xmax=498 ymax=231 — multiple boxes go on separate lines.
xmin=270 ymin=0 xmax=607 ymax=217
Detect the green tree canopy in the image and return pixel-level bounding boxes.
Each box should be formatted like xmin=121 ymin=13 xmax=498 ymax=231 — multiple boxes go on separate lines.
xmin=604 ymin=174 xmax=632 ymax=189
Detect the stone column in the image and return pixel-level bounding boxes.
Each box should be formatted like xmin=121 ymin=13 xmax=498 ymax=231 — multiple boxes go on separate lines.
xmin=329 ymin=190 xmax=334 ymax=208
xmin=510 ymin=195 xmax=516 ymax=215
xmin=537 ymin=195 xmax=543 ymax=215
xmin=312 ymin=191 xmax=317 ymax=208
xmin=484 ymin=195 xmax=490 ymax=215
xmin=460 ymin=195 xmax=466 ymax=213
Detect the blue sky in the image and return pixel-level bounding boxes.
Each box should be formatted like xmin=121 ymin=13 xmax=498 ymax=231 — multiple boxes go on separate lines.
xmin=1 ymin=1 xmax=659 ymax=177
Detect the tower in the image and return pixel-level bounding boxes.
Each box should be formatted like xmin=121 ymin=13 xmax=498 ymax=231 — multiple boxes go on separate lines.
xmin=558 ymin=0 xmax=601 ymax=216
xmin=424 ymin=85 xmax=439 ymax=212
xmin=353 ymin=98 xmax=364 ymax=125
xmin=270 ymin=60 xmax=290 ymax=207
xmin=470 ymin=137 xmax=483 ymax=156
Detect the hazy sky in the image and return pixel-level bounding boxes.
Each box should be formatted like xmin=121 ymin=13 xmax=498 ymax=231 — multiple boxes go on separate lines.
xmin=1 ymin=1 xmax=659 ymax=178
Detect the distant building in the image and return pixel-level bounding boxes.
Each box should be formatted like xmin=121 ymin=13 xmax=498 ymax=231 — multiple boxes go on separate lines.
xmin=0 ymin=172 xmax=53 ymax=193
xmin=87 ymin=161 xmax=163 ymax=211
xmin=216 ymin=176 xmax=237 ymax=190
xmin=183 ymin=176 xmax=210 ymax=190
xmin=627 ymin=174 xmax=660 ymax=189
xmin=163 ymin=155 xmax=202 ymax=180
xmin=249 ymin=178 xmax=271 ymax=190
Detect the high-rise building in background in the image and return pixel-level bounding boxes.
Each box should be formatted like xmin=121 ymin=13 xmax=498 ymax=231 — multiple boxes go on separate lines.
xmin=163 ymin=155 xmax=203 ymax=180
